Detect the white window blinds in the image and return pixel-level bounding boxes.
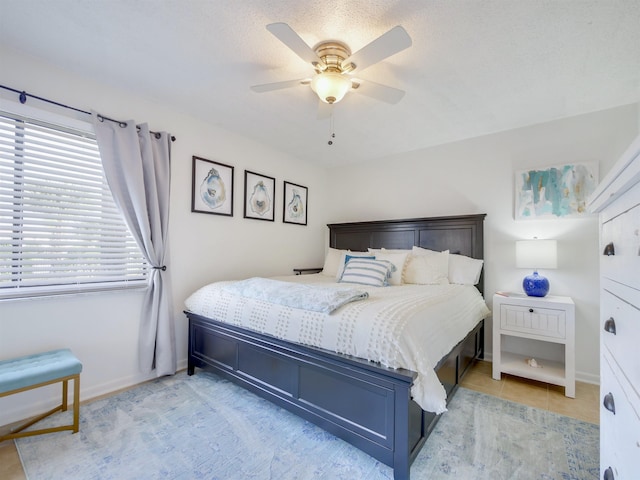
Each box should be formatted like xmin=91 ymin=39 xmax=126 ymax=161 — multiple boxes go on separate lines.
xmin=0 ymin=110 xmax=148 ymax=298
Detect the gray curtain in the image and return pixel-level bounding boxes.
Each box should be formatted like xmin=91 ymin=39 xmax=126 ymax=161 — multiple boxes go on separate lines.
xmin=92 ymin=112 xmax=176 ymax=376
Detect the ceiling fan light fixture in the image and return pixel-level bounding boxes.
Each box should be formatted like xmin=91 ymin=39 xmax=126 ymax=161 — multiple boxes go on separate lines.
xmin=310 ymin=71 xmax=351 ymax=104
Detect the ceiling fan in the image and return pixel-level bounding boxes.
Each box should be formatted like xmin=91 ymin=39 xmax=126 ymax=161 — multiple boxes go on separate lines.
xmin=250 ymin=23 xmax=412 ymax=106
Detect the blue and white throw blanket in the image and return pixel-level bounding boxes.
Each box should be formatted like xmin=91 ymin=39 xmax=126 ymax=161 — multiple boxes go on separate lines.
xmin=222 ymin=277 xmax=369 ymax=314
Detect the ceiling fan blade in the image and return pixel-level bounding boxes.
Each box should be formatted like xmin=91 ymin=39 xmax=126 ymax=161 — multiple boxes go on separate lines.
xmin=342 ymin=26 xmax=412 ymax=72
xmin=266 ymin=23 xmax=325 ymax=67
xmin=250 ymin=78 xmax=309 ymax=93
xmin=354 ymin=79 xmax=405 ymax=104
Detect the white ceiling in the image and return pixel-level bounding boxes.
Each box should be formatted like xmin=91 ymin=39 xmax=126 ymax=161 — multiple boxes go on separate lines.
xmin=1 ymin=1 xmax=639 ymax=166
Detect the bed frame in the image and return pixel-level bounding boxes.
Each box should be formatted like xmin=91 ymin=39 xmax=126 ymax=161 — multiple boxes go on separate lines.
xmin=186 ymin=214 xmax=486 ymax=480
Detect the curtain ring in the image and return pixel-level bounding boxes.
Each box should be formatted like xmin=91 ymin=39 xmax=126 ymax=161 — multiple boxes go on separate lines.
xmin=154 ymin=132 xmax=161 ymax=139
xmin=97 ymin=114 xmax=105 ymax=123
xmin=19 ymin=91 xmax=27 ymax=104
xmin=119 ymin=121 xmax=127 ymax=128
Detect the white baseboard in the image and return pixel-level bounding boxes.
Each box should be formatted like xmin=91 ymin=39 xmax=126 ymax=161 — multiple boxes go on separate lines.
xmin=575 ymin=371 xmax=600 ymax=385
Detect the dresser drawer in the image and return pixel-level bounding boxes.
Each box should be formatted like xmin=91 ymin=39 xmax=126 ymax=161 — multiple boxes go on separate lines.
xmin=600 ymin=351 xmax=640 ymax=480
xmin=499 ymin=304 xmax=566 ymax=339
xmin=601 ymin=194 xmax=640 ymax=255
xmin=601 ymin=195 xmax=640 ymax=290
xmin=602 ymin=280 xmax=640 ymax=391
xmin=601 ymin=256 xmax=640 ymax=290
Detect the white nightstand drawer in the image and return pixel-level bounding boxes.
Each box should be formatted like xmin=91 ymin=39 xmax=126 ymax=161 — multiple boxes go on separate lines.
xmin=499 ymin=304 xmax=566 ymax=339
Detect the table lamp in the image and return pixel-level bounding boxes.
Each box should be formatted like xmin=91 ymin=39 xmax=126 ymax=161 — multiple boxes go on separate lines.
xmin=516 ymin=239 xmax=557 ymax=297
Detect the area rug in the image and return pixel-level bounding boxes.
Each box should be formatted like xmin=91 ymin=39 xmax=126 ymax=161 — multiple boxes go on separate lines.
xmin=16 ymin=371 xmax=598 ymax=479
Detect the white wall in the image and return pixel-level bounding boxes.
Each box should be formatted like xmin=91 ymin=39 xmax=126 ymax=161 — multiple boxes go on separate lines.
xmin=324 ymin=104 xmax=639 ymax=384
xmin=0 ymin=46 xmax=330 ymax=425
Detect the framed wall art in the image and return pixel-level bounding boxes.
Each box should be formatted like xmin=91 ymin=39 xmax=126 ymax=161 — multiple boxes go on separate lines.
xmin=515 ymin=162 xmax=598 ymax=219
xmin=244 ymin=170 xmax=275 ymax=221
xmin=191 ymin=156 xmax=234 ymax=216
xmin=283 ymin=181 xmax=308 ymax=225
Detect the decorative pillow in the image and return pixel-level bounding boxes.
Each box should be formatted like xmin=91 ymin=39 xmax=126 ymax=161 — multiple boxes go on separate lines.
xmin=335 ymin=251 xmax=374 ymax=279
xmin=321 ymin=248 xmax=347 ymax=277
xmin=449 ymin=254 xmax=484 ymax=285
xmin=338 ymin=258 xmax=396 ymax=287
xmin=345 ymin=253 xmax=374 ymax=264
xmin=373 ymin=250 xmax=410 ymax=285
xmin=411 ymin=246 xmax=441 ymax=256
xmin=405 ymin=247 xmax=450 ymax=284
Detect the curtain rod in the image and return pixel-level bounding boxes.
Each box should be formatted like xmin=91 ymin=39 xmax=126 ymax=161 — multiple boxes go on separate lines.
xmin=0 ymin=84 xmax=176 ymax=142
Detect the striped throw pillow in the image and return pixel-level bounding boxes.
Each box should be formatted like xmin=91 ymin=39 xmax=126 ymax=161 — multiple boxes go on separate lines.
xmin=338 ymin=258 xmax=396 ymax=287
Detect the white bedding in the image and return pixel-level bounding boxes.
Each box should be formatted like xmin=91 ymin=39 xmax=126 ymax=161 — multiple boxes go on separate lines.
xmin=184 ymin=274 xmax=490 ymax=414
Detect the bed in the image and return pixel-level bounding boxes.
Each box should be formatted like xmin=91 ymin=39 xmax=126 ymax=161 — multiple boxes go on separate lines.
xmin=185 ymin=214 xmax=488 ymax=480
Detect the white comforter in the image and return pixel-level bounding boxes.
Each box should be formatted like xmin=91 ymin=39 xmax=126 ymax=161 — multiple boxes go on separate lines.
xmin=184 ymin=274 xmax=490 ymax=414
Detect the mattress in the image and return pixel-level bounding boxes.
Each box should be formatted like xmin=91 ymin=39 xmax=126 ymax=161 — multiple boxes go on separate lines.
xmin=184 ymin=274 xmax=490 ymax=413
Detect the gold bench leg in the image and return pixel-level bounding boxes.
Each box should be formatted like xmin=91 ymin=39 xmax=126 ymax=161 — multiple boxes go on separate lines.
xmin=73 ymin=374 xmax=80 ymax=433
xmin=0 ymin=373 xmax=81 ymax=442
xmin=62 ymin=379 xmax=68 ymax=412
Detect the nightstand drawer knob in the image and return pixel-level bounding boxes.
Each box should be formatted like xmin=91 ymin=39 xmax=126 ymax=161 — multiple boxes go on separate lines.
xmin=529 ymin=308 xmax=534 ymax=313
xmin=604 ymin=317 xmax=617 ymax=335
xmin=603 ymin=466 xmax=614 ymax=480
xmin=603 ymin=392 xmax=616 ymax=414
xmin=603 ymin=242 xmax=615 ymax=256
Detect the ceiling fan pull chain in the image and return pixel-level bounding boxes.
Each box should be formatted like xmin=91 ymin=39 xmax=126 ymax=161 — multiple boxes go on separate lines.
xmin=328 ymin=112 xmax=336 ymax=145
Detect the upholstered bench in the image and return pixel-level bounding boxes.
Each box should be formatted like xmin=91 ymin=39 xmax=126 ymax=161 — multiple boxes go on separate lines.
xmin=0 ymin=349 xmax=82 ymax=442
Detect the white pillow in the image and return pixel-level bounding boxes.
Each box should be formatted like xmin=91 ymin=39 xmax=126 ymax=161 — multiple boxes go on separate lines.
xmin=338 ymin=258 xmax=395 ymax=287
xmin=405 ymin=247 xmax=450 ymax=284
xmin=373 ymin=250 xmax=410 ymax=285
xmin=449 ymin=253 xmax=484 ymax=285
xmin=321 ymin=248 xmax=347 ymax=277
xmin=411 ymin=246 xmax=442 ymax=256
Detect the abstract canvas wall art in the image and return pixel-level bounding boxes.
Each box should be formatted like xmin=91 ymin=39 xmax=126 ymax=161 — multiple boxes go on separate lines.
xmin=515 ymin=163 xmax=598 ymax=219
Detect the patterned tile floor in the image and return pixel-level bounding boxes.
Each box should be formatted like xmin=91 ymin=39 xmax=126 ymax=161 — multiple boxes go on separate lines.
xmin=0 ymin=360 xmax=599 ymax=480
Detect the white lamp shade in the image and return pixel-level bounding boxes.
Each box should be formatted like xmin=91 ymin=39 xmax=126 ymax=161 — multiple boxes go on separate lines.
xmin=516 ymin=239 xmax=557 ymax=269
xmin=310 ymin=72 xmax=351 ymax=104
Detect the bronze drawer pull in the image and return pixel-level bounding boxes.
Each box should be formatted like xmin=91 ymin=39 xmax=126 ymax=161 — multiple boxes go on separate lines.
xmin=603 ymin=466 xmax=614 ymax=480
xmin=604 ymin=317 xmax=617 ymax=335
xmin=603 ymin=243 xmax=615 ymax=256
xmin=603 ymin=392 xmax=616 ymax=414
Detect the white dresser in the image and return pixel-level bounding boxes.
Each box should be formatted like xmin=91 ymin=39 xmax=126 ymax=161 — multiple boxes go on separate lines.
xmin=588 ymin=133 xmax=640 ymax=480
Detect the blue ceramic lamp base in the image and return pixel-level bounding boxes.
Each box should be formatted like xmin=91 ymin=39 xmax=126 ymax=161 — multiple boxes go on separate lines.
xmin=522 ymin=271 xmax=550 ymax=297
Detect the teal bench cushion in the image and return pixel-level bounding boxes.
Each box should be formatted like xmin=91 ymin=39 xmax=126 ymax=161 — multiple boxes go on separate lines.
xmin=0 ymin=349 xmax=82 ymax=394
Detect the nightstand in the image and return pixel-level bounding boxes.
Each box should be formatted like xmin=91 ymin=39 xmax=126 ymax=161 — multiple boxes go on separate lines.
xmin=492 ymin=293 xmax=575 ymax=397
xmin=293 ymin=268 xmax=323 ymax=275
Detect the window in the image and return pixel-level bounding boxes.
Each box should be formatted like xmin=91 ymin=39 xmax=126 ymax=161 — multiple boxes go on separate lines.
xmin=0 ymin=110 xmax=148 ymax=299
